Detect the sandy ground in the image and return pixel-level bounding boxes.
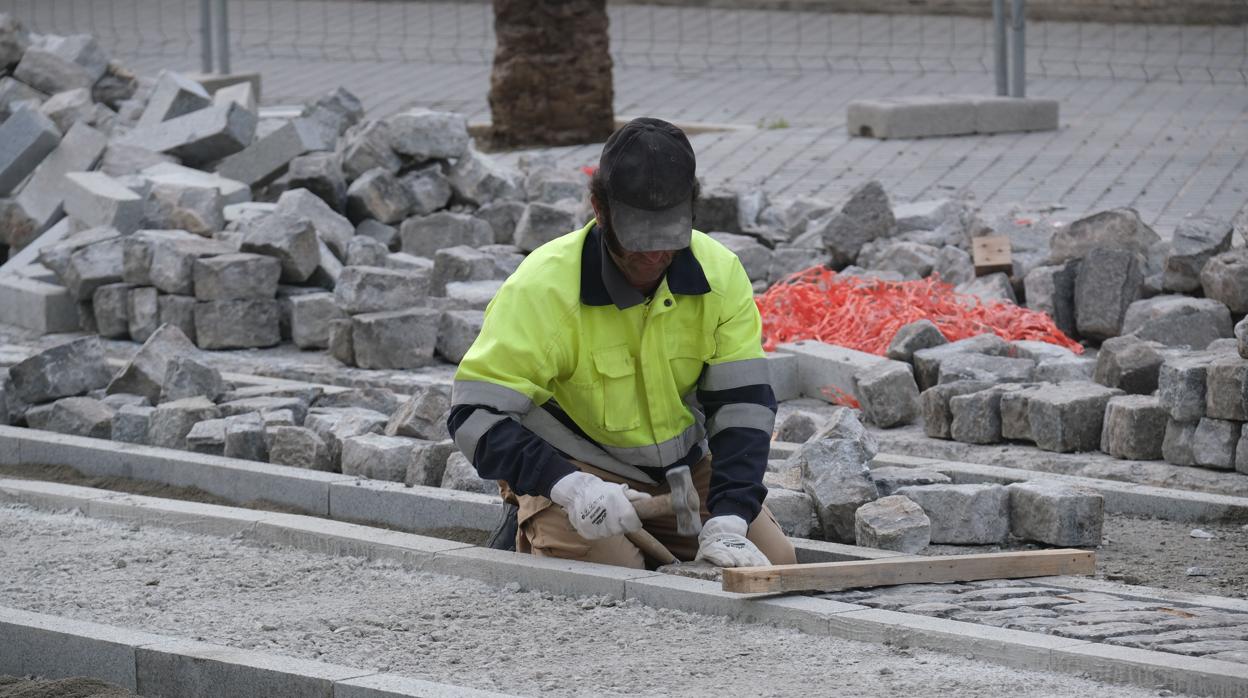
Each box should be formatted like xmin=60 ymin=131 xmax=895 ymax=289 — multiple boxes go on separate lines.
xmin=0 ymin=504 xmax=1193 ymax=698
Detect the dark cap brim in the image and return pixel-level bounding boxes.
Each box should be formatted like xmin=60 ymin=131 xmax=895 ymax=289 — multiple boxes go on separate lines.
xmin=607 ymin=197 xmax=693 ymax=252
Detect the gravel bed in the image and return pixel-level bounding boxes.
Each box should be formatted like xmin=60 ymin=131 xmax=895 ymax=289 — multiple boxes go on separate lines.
xmin=1 ymin=505 xmax=1187 ymax=698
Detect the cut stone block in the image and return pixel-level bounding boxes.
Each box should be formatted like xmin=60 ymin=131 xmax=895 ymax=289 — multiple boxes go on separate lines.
xmin=1074 ymin=247 xmax=1144 ymax=341
xmin=61 ymin=171 xmax=143 ymax=234
xmin=1100 ymin=395 xmax=1167 ymax=460
xmin=776 ymin=339 xmax=888 ymax=404
xmin=813 ymin=181 xmax=893 ymax=268
xmin=400 ymin=164 xmax=453 ymax=217
xmin=1163 ymin=419 xmax=1197 ymax=465
xmin=345 ymin=236 xmax=389 ymax=267
xmin=341 ymin=432 xmax=427 ymax=483
xmin=127 ymin=286 xmax=159 ymax=343
xmin=12 ymin=38 xmax=104 ymax=95
xmin=112 ymin=404 xmax=154 ymax=444
xmin=432 ymin=245 xmax=496 ymax=295
xmin=709 ymin=232 xmax=773 ymax=282
xmin=328 ymin=318 xmax=354 ymax=365
xmin=447 ymin=147 xmax=520 ymax=206
xmin=106 ymin=324 xmax=200 ymax=402
xmin=1205 ymin=355 xmax=1248 ymax=421
xmin=399 ymin=211 xmax=493 ymax=259
xmin=38 ymin=88 xmax=103 ymax=134
xmin=886 ymin=319 xmax=948 ymax=362
xmin=438 ymin=450 xmax=498 ymax=494
xmin=1007 ymin=480 xmax=1103 ymax=547
xmin=334 ymin=265 xmax=430 ymax=314
xmin=289 ymin=292 xmax=346 ymax=350
xmin=304 ymin=406 xmax=389 ymax=468
xmin=790 ymin=409 xmax=880 ymax=543
xmin=869 ymin=466 xmax=951 ymax=497
xmin=0 ymin=106 xmax=60 ymax=196
xmin=385 ymin=384 xmax=451 ymax=442
xmin=239 ymin=213 xmax=319 ymax=283
xmin=0 ymin=275 xmax=79 ymax=334
xmin=120 ymin=102 xmax=256 ymax=166
xmin=973 ymin=96 xmax=1060 ymax=134
xmin=911 ymin=333 xmax=1013 ymax=390
xmin=219 ymin=396 xmax=310 ymax=426
xmin=852 ymin=360 xmax=920 ymax=428
xmin=147 ymin=396 xmax=220 ymax=450
xmin=339 ymin=120 xmax=400 ymax=180
xmin=267 ymin=425 xmax=332 ymax=471
xmin=185 ymin=417 xmax=226 ymax=455
xmin=854 ymin=495 xmax=930 ymax=553
xmin=127 ymin=230 xmax=234 ymax=295
xmin=765 ymin=352 xmax=799 ymax=402
xmin=346 ymin=167 xmax=415 ymax=225
xmin=895 ymin=483 xmax=1009 ymax=545
xmin=142 ymin=162 xmax=250 ymax=206
xmin=1024 ymin=262 xmax=1079 ymax=338
xmin=384 ymin=108 xmax=469 ymax=161
xmin=1158 ymin=354 xmax=1211 ymax=422
xmin=215 ymin=118 xmax=323 ymax=187
xmin=1164 ymin=216 xmax=1234 ymax=293
xmin=8 ymin=336 xmax=111 ymax=403
xmin=141 ymin=183 xmax=223 ymax=238
xmin=920 ymin=380 xmax=993 ymax=440
xmin=938 ymin=353 xmax=1035 ymax=385
xmin=1201 ymin=248 xmax=1248 ymax=315
xmin=1051 ymin=208 xmax=1161 ymax=266
xmin=274 ymin=188 xmax=354 ymax=260
xmin=949 ymin=386 xmax=1020 ymax=445
xmin=1192 ymin=417 xmax=1242 ymax=470
xmin=0 ymin=76 xmax=47 ymax=121
xmin=192 ymin=252 xmax=281 ymax=301
xmin=763 ymin=487 xmax=816 ymax=538
xmin=351 ymin=308 xmax=441 ymax=370
xmin=513 ymin=201 xmax=582 ymax=253
xmin=193 ymin=299 xmax=280 ymax=349
xmin=25 ymin=396 xmax=113 ymax=438
xmin=159 ymin=355 xmax=224 ymax=404
xmin=92 ymin=282 xmax=133 ymax=338
xmin=286 ymin=152 xmax=346 ymax=213
xmin=443 ymin=279 xmax=502 ymax=310
xmin=1093 ymin=335 xmax=1165 ymax=395
xmin=476 ymin=199 xmax=526 ymax=246
xmin=847 ymin=96 xmax=977 ymax=139
xmin=14 ymin=121 xmax=108 ymax=234
xmin=137 ymin=70 xmax=212 ymax=130
xmin=955 ymin=272 xmax=1017 ymax=305
xmin=1122 ymin=295 xmax=1233 ymax=350
xmin=99 ymin=143 xmax=175 ymax=178
xmin=212 ymin=81 xmax=256 ymax=112
xmin=1028 ymin=382 xmax=1123 ymax=453
xmin=222 ymin=412 xmax=267 ymax=461
xmin=62 ymin=234 xmax=125 ymax=302
xmin=1033 ymin=356 xmax=1096 ymax=383
xmin=436 ymin=309 xmax=484 ymax=364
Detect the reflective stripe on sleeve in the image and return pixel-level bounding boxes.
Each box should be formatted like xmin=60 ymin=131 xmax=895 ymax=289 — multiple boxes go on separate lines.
xmin=706 ymin=402 xmax=776 ymax=439
xmin=453 ymin=410 xmax=509 ymax=464
xmin=699 ymin=357 xmax=771 ymax=392
xmin=451 ymin=380 xmax=535 ymax=415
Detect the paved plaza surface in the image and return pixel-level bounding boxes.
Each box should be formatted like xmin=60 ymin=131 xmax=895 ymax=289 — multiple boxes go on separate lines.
xmin=7 ymin=0 xmax=1248 ymax=232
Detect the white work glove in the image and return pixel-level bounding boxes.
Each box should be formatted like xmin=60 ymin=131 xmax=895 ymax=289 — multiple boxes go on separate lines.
xmin=696 ymin=515 xmax=770 ymax=568
xmin=549 ymin=471 xmax=650 ymax=541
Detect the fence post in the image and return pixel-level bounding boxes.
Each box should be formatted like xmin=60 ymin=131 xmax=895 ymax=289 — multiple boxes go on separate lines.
xmin=1011 ymin=0 xmax=1026 ymax=97
xmin=214 ymin=0 xmax=231 ymax=74
xmin=200 ymin=0 xmax=214 ymax=73
xmin=993 ymin=0 xmax=1008 ymax=96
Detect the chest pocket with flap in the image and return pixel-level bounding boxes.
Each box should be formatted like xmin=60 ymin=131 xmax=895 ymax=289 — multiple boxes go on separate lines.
xmin=592 ymin=345 xmax=640 ymax=432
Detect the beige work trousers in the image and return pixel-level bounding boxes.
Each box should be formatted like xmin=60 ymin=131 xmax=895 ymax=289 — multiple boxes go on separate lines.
xmin=503 ymin=455 xmax=797 ymax=570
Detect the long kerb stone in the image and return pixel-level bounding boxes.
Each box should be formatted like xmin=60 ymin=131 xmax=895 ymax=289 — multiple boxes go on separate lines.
xmin=136 ymin=639 xmax=370 ymax=698
xmin=0 ymin=606 xmax=168 ymax=691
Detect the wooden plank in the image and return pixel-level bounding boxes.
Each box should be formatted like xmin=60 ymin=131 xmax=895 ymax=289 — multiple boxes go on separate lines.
xmin=722 ymin=549 xmax=1095 ymax=594
xmin=972 ymin=234 xmax=1014 ymax=276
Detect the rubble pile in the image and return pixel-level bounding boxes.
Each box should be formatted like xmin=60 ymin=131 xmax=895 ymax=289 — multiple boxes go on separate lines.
xmin=3 ymin=329 xmax=500 ymax=495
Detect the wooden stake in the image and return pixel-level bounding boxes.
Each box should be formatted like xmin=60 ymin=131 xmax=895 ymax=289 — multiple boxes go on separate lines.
xmin=722 ymin=549 xmax=1095 ymax=594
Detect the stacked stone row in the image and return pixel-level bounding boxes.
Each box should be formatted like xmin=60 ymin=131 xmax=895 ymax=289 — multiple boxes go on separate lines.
xmin=773 ymin=407 xmax=1103 ymax=553
xmin=1 ymin=331 xmax=498 ymax=496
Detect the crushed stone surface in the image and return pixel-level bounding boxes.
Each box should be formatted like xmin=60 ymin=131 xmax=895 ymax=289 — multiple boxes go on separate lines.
xmin=1 ymin=505 xmax=1189 ymax=698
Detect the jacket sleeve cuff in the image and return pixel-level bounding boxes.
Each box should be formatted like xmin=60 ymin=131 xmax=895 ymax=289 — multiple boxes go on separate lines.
xmin=535 ymin=456 xmax=579 ymax=500
xmin=709 ymin=497 xmax=762 ymax=525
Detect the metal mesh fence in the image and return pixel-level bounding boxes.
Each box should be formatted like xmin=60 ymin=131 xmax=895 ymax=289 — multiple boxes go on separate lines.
xmin=1 ymin=0 xmax=1245 ymax=84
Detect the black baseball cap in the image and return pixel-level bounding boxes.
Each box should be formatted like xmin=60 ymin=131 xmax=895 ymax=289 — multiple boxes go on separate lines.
xmin=598 ymin=117 xmax=696 ymax=252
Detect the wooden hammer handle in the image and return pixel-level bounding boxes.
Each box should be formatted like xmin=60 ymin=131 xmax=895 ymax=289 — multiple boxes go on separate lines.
xmin=630 ymin=493 xmax=673 ymax=520
xmin=626 ymin=529 xmax=679 ymax=565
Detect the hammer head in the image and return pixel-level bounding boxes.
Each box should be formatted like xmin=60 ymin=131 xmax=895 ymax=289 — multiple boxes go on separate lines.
xmin=665 ymin=465 xmax=702 ymax=537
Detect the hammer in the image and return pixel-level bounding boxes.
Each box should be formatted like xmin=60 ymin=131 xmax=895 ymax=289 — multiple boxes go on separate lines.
xmin=623 ymin=466 xmax=703 ymax=565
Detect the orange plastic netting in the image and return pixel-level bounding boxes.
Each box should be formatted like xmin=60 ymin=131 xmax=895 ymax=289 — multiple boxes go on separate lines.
xmin=755 ymin=266 xmax=1082 ymax=357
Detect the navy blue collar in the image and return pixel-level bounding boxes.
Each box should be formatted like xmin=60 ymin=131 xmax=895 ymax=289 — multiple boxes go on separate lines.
xmin=580 ymin=222 xmax=711 ymax=309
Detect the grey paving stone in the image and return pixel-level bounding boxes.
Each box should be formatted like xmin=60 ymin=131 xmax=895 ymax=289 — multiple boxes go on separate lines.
xmin=14 ymin=121 xmax=107 ymax=233
xmin=137 ymin=70 xmax=211 ymax=129
xmin=1052 ymin=622 xmax=1158 ymax=641
xmin=1027 ymin=381 xmax=1123 ymax=453
xmin=192 ymin=252 xmax=281 ymax=301
xmin=894 ymin=483 xmax=1008 ymax=545
xmin=0 ymin=106 xmax=60 ymax=196
xmin=1100 ymin=394 xmax=1167 ymax=461
xmin=1122 ymin=295 xmax=1233 ymax=350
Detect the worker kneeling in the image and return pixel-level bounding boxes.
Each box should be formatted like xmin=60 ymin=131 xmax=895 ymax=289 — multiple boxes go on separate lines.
xmin=447 ymin=118 xmax=796 ymax=570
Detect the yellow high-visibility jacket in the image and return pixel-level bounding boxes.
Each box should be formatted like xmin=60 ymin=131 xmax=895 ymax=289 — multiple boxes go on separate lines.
xmin=448 ymin=219 xmax=776 ymax=522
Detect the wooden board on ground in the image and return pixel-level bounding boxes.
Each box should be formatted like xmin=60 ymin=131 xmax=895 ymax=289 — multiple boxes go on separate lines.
xmin=972 ymin=234 xmax=1013 ymax=276
xmin=722 ymin=549 xmax=1095 ymax=594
